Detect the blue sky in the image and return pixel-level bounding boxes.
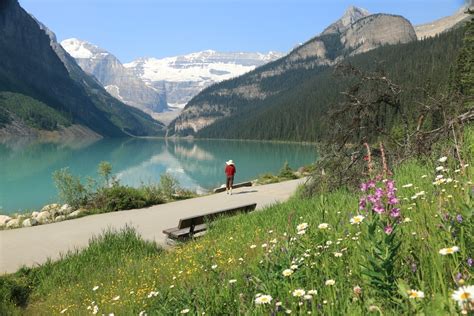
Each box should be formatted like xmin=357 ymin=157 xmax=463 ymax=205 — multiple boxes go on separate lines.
xmin=20 ymin=0 xmax=466 ymax=63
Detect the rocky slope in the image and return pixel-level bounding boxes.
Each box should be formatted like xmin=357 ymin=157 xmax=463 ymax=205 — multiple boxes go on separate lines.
xmin=170 ymin=6 xmax=417 ymax=135
xmin=124 ymin=50 xmax=284 ymax=107
xmin=415 ymin=3 xmax=473 ymax=39
xmin=0 ymin=0 xmax=164 ymax=137
xmin=61 ymin=38 xmax=168 ymax=114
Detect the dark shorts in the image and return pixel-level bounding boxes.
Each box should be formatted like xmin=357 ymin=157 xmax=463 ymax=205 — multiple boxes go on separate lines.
xmin=226 ymin=176 xmax=234 ymax=189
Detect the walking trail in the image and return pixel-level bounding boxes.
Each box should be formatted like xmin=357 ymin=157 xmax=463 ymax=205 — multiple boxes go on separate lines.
xmin=0 ymin=178 xmax=306 ymax=274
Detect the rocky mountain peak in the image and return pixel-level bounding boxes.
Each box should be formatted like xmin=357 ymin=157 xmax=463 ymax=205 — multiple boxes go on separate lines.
xmin=61 ymin=38 xmax=108 ymax=59
xmin=322 ymin=5 xmax=370 ymax=35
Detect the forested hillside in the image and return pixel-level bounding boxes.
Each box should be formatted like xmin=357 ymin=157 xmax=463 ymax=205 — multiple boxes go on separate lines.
xmin=196 ymin=28 xmax=464 ymax=141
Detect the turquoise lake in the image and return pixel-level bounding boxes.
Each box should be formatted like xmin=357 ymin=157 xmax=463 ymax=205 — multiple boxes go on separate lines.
xmin=0 ymin=138 xmax=317 ymax=214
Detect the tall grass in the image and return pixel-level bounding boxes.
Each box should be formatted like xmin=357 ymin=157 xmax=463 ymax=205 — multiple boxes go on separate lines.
xmin=1 ymin=133 xmax=472 ymax=315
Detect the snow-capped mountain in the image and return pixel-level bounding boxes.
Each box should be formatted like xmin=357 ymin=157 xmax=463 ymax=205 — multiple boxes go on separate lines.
xmin=61 ymin=38 xmax=168 ymax=114
xmin=124 ymin=50 xmax=284 ymax=107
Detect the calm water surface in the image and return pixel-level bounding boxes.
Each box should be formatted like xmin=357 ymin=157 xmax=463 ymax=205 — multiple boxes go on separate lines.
xmin=0 ymin=138 xmax=317 ymax=214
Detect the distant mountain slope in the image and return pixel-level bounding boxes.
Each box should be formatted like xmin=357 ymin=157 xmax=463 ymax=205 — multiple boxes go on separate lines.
xmin=61 ymin=38 xmax=168 ymax=114
xmin=124 ymin=50 xmax=284 ymax=107
xmin=415 ymin=3 xmax=473 ymax=39
xmin=169 ymin=7 xmax=417 ymax=135
xmin=0 ymin=0 xmax=164 ymax=137
xmin=196 ymin=28 xmax=464 ymax=141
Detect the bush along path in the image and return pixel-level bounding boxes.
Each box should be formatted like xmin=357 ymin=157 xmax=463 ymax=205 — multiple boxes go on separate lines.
xmin=1 ymin=146 xmax=472 ymax=315
xmin=0 ymin=162 xmax=196 ymax=230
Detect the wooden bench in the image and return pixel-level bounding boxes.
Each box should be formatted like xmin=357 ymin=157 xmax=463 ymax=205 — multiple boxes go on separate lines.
xmin=163 ymin=203 xmax=257 ymax=240
xmin=213 ymin=181 xmax=253 ymax=193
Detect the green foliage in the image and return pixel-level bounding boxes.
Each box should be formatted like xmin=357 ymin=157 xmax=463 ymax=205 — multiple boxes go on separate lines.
xmin=278 ymin=161 xmax=298 ymax=179
xmin=93 ymin=185 xmax=148 ymax=213
xmin=0 ymin=92 xmax=71 ymax=130
xmin=0 ymin=106 xmax=12 ymax=128
xmin=159 ymin=173 xmax=179 ymax=201
xmin=98 ymin=161 xmax=113 ymax=186
xmin=52 ymin=168 xmax=89 ymax=209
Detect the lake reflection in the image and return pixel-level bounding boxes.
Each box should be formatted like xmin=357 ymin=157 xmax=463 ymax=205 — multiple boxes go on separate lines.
xmin=0 ymin=138 xmax=316 ymax=213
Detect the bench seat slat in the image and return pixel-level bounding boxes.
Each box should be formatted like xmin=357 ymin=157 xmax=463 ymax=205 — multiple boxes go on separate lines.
xmin=168 ymin=224 xmax=207 ymax=239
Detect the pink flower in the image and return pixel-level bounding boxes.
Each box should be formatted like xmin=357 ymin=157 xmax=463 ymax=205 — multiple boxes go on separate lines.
xmin=359 ymin=198 xmax=367 ymax=210
xmin=373 ymin=204 xmax=385 ymax=214
xmin=360 ymin=183 xmax=368 ymax=192
xmin=390 ymin=208 xmax=400 ymax=218
xmin=388 ymin=196 xmax=399 ymax=205
xmin=384 ymin=225 xmax=393 ymax=235
xmin=375 ymin=188 xmax=384 ymax=198
xmin=367 ymin=180 xmax=376 ymax=189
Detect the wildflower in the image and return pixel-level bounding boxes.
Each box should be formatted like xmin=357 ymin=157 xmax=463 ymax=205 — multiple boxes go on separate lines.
xmin=282 ymin=269 xmax=294 ymax=277
xmin=388 ymin=196 xmax=399 ymax=205
xmin=308 ymin=289 xmax=317 ymax=295
xmin=92 ymin=285 xmax=99 ymax=291
xmin=290 ymin=264 xmax=298 ymax=270
xmin=438 ymin=156 xmax=448 ymax=162
xmin=384 ymin=225 xmax=393 ymax=235
xmin=211 ymin=264 xmax=217 ymax=269
xmin=180 ymin=309 xmax=190 ymax=314
xmin=359 ymin=198 xmax=366 ymax=210
xmin=326 ymin=240 xmax=333 ymax=246
xmin=93 ymin=306 xmax=99 ymax=315
xmin=318 ymin=223 xmax=329 ymax=229
xmin=268 ymin=230 xmax=273 ymax=233
xmin=373 ymin=204 xmax=385 ymax=214
xmin=270 ymin=238 xmax=277 ymax=244
xmin=403 ymin=217 xmax=412 ymax=223
xmin=147 ymin=291 xmax=159 ymax=298
xmin=276 ymin=302 xmax=282 ymax=307
xmin=334 ymin=252 xmax=343 ymax=257
xmin=436 ymin=166 xmax=444 ymax=172
xmin=250 ymin=245 xmax=257 ymax=249
xmin=297 ymin=223 xmax=308 ymax=231
xmin=292 ymin=289 xmax=306 ymax=297
xmin=112 ymin=296 xmax=120 ymax=301
xmin=350 ymin=215 xmax=365 ymax=225
xmin=60 ymin=308 xmax=68 ymax=314
xmin=439 ymin=246 xmax=460 ymax=255
xmin=407 ymin=289 xmax=425 ymax=299
xmin=255 ymin=295 xmax=273 ymax=304
xmin=325 ymin=279 xmax=335 ymax=286
xmin=451 ymin=285 xmax=474 ymax=307
xmin=353 ymin=285 xmax=362 ymax=296
xmin=467 ymin=258 xmax=473 ymax=267
xmin=139 ymin=311 xmax=147 ymax=316
xmin=297 ymin=230 xmax=306 ymax=235
xmin=390 ymin=208 xmax=401 ymax=218
xmin=360 ymin=182 xmax=368 ymax=192
xmin=229 ymin=279 xmax=237 ymax=284
xmin=304 ymin=294 xmax=313 ymax=300
xmin=285 ymin=310 xmax=292 ymax=314
xmin=421 ymin=175 xmax=428 ymax=178
xmin=261 ymin=243 xmax=268 ymax=248
xmin=402 ymin=183 xmax=413 ymax=188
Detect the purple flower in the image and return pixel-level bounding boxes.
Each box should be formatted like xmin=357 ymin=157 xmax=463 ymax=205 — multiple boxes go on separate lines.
xmin=467 ymin=258 xmax=473 ymax=267
xmin=386 ymin=180 xmax=395 ymax=190
xmin=390 ymin=208 xmax=401 ymax=218
xmin=367 ymin=194 xmax=378 ymax=204
xmin=367 ymin=180 xmax=376 ymax=189
xmin=360 ymin=182 xmax=368 ymax=192
xmin=359 ymin=197 xmax=367 ymax=210
xmin=456 ymin=214 xmax=463 ymax=223
xmin=455 ymin=272 xmax=463 ymax=281
xmin=373 ymin=203 xmax=385 ymax=214
xmin=388 ymin=196 xmax=399 ymax=205
xmin=375 ymin=188 xmax=384 ymax=198
xmin=384 ymin=225 xmax=393 ymax=235
xmin=411 ymin=263 xmax=417 ymax=273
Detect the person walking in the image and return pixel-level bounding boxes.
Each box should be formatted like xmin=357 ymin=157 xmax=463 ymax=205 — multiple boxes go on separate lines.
xmin=225 ymin=160 xmax=236 ymax=195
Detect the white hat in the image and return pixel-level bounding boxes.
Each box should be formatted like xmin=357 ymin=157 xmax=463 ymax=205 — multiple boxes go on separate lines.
xmin=226 ymin=160 xmax=234 ymax=165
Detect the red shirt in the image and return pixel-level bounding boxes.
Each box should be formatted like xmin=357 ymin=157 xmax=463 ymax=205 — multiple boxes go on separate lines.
xmin=225 ymin=164 xmax=236 ymax=177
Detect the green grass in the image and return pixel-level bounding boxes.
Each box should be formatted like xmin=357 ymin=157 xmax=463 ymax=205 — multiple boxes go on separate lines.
xmin=1 ymin=134 xmax=473 ymax=315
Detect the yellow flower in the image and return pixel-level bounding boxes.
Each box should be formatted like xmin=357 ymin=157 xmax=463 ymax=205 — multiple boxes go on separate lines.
xmin=282 ymin=269 xmax=294 ymax=277
xmin=292 ymin=289 xmax=305 ymax=297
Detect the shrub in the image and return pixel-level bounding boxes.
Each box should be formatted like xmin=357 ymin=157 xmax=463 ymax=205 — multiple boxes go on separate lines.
xmin=52 ymin=168 xmax=89 ymax=208
xmin=158 ymin=173 xmax=179 ymax=200
xmin=93 ymin=185 xmax=147 ymax=213
xmin=278 ymin=161 xmax=298 ymax=180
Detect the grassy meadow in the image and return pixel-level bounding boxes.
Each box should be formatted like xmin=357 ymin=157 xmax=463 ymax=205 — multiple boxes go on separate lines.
xmin=1 ymin=129 xmax=473 ymax=315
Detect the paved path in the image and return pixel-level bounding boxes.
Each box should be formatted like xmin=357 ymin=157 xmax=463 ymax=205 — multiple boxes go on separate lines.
xmin=0 ymin=178 xmax=306 ymax=274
